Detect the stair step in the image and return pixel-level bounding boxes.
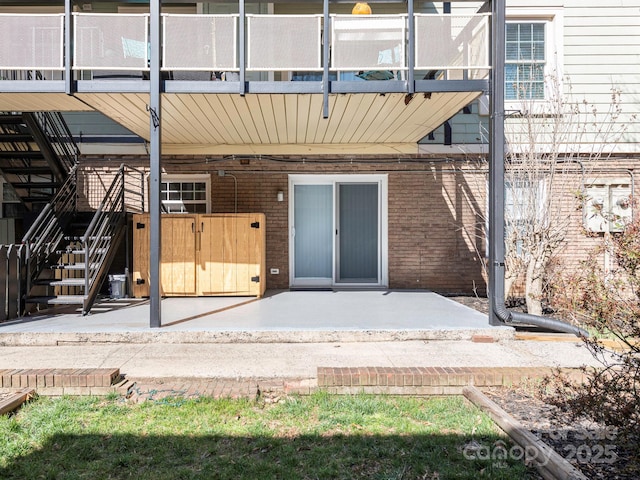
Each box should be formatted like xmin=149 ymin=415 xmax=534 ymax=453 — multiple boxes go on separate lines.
xmin=21 ymin=196 xmax=53 ymax=203
xmin=0 ymin=134 xmax=32 ymax=142
xmin=0 ymin=151 xmax=43 ymax=159
xmin=0 ymin=114 xmax=25 ymax=125
xmin=25 ymin=295 xmax=85 ymax=305
xmin=0 ymin=161 xmax=49 ymax=171
xmin=10 ymin=182 xmax=59 ymax=189
xmin=64 ymin=248 xmax=108 ymax=255
xmin=1 ymin=166 xmax=53 ymax=174
xmin=51 ymin=278 xmax=86 ymax=287
xmin=64 ymin=236 xmax=112 ymax=242
xmin=51 ymin=263 xmax=99 ymax=270
xmin=35 ymin=278 xmax=86 ymax=287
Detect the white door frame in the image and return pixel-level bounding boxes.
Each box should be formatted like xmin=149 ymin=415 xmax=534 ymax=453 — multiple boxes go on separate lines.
xmin=288 ymin=174 xmax=388 ymax=288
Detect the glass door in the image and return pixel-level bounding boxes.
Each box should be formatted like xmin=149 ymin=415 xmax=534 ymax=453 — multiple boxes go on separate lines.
xmin=337 ymin=183 xmax=379 ymax=283
xmin=292 ymin=184 xmax=333 ymax=286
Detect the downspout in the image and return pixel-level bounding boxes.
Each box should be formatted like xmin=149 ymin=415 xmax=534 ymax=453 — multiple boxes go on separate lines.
xmin=488 ymin=0 xmax=587 ymax=338
xmin=492 ymin=297 xmax=588 ymax=337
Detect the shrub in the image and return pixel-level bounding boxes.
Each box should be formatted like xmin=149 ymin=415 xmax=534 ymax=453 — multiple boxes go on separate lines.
xmin=544 ymin=218 xmax=640 ymax=449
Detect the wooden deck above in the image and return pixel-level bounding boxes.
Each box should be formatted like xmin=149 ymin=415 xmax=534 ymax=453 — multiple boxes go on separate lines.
xmin=0 ymin=89 xmax=482 ymax=155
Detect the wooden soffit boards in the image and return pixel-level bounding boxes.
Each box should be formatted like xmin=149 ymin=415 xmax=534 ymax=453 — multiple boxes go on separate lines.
xmin=0 ymin=93 xmax=94 ymax=112
xmin=75 ymin=90 xmax=481 ymax=155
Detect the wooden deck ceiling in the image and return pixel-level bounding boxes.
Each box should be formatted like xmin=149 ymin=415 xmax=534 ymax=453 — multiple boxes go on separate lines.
xmin=0 ymin=90 xmax=481 ymax=155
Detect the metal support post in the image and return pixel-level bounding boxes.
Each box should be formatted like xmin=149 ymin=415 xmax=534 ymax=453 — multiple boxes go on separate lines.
xmin=64 ymin=0 xmax=74 ymax=95
xmin=323 ymin=0 xmax=330 ymax=118
xmin=239 ymin=0 xmax=246 ymax=95
xmin=407 ymin=0 xmax=415 ymax=92
xmin=488 ymin=0 xmax=506 ymax=326
xmin=149 ymin=0 xmax=162 ymax=328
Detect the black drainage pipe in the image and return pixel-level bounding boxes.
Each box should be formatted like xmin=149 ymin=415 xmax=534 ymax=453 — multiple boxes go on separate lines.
xmin=492 ymin=293 xmax=589 ymax=338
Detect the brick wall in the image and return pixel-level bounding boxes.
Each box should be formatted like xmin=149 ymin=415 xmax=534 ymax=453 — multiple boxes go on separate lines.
xmin=77 ymin=155 xmax=639 ymax=295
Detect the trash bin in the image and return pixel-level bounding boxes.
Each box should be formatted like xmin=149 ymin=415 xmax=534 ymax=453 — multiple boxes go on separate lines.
xmin=108 ymin=274 xmax=127 ymax=299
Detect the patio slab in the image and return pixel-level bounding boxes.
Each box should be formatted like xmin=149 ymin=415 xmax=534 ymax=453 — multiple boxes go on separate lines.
xmin=0 ymin=339 xmax=598 ymax=382
xmin=0 ymin=290 xmax=513 ymax=345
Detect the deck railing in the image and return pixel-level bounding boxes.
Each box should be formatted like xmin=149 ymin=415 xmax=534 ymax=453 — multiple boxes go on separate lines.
xmin=0 ymin=14 xmax=64 ymax=71
xmin=0 ymin=12 xmax=490 ymax=83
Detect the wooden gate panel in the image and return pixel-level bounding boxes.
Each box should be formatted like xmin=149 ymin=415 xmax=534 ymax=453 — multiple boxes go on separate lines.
xmin=222 ymin=215 xmax=237 ymax=294
xmin=133 ymin=213 xmax=265 ymax=298
xmin=132 ymin=215 xmax=150 ymax=297
xmin=161 ymin=215 xmax=197 ymax=295
xmin=198 ymin=215 xmax=225 ymax=295
xmin=249 ymin=213 xmax=265 ymax=297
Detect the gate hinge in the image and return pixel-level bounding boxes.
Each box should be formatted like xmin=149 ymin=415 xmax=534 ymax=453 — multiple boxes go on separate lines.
xmin=251 ymin=222 xmax=260 ymax=228
xmin=251 ymin=276 xmax=260 ymax=283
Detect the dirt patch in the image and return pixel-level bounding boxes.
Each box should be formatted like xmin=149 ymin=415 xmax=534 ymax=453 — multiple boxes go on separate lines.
xmin=482 ymin=386 xmax=639 ymax=479
xmin=448 ymin=295 xmax=490 ymax=315
xmin=449 ymin=295 xmax=638 ymax=477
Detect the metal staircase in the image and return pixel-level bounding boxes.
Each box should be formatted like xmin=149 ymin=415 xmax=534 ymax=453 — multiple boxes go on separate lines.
xmin=0 ymin=110 xmax=145 ymax=317
xmin=0 ymin=111 xmax=78 ymax=213
xmin=22 ymin=164 xmax=145 ymax=315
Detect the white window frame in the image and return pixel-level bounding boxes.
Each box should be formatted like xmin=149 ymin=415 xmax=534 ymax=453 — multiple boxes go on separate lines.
xmin=504 ymin=8 xmax=563 ymax=114
xmin=505 ymin=22 xmax=546 ymax=101
xmin=484 ymin=177 xmax=548 ymax=257
xmin=159 ymin=173 xmax=211 ymax=214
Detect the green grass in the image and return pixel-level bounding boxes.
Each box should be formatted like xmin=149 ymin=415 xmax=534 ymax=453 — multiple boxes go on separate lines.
xmin=0 ymin=392 xmax=538 ymax=479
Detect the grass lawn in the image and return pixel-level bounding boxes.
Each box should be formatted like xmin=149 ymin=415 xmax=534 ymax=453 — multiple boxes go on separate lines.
xmin=0 ymin=392 xmax=537 ymax=479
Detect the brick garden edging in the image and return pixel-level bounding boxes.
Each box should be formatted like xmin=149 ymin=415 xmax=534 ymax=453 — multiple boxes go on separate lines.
xmin=0 ymin=366 xmax=584 ymax=400
xmin=316 ymin=366 xmax=584 ymax=395
xmin=118 ymin=366 xmax=584 ymax=401
xmin=0 ymin=368 xmax=121 ymax=396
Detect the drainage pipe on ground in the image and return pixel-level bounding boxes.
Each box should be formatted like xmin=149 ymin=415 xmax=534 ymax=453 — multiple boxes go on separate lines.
xmin=491 ymin=293 xmax=589 ymax=338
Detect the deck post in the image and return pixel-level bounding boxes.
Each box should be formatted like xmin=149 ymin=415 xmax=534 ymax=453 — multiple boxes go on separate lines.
xmin=323 ymin=0 xmax=330 ymax=117
xmin=407 ymin=0 xmax=415 ymax=93
xmin=488 ymin=0 xmax=506 ymax=326
xmin=239 ymin=0 xmax=246 ymax=95
xmin=149 ymin=0 xmax=162 ymax=328
xmin=64 ymin=0 xmax=74 ymax=95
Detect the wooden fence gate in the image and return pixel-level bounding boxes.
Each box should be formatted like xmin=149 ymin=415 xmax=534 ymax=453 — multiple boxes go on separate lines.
xmin=132 ymin=213 xmax=266 ymax=298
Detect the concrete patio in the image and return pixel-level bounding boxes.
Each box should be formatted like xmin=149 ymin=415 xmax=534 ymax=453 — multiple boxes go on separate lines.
xmin=0 ymin=289 xmax=601 ymax=400
xmin=0 ymin=290 xmax=512 ymax=345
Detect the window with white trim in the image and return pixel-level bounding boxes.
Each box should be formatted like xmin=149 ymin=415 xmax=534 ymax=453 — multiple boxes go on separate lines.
xmin=503 ymin=178 xmax=548 ymax=255
xmin=484 ymin=178 xmax=547 ymax=257
xmin=505 ymin=22 xmax=546 ymax=100
xmin=160 ymin=174 xmax=210 ymax=213
xmin=503 ymin=9 xmax=563 ymax=109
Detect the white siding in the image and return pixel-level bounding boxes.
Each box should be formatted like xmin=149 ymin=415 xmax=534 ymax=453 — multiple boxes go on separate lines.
xmin=425 ymin=0 xmax=640 ymax=151
xmin=563 ymin=2 xmax=640 ymax=149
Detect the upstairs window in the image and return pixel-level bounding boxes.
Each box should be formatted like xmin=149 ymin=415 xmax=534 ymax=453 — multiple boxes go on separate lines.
xmin=505 ymin=22 xmax=546 ymax=100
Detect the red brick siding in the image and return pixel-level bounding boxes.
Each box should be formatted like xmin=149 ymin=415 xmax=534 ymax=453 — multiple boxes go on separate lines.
xmin=76 ymin=155 xmax=639 ymax=295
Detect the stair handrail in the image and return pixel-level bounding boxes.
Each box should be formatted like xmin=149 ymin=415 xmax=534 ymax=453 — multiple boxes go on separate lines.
xmin=21 ymin=164 xmax=78 ymax=295
xmin=81 ymin=164 xmax=145 ymax=314
xmin=32 ymin=112 xmax=79 ymax=174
